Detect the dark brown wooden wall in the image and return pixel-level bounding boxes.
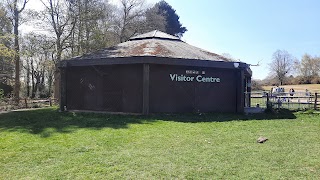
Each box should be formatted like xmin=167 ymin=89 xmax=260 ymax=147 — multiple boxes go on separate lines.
xmin=66 ymin=64 xmax=143 ymax=113
xmin=64 ymin=62 xmax=245 ymax=113
xmin=149 ymin=64 xmax=237 ymax=113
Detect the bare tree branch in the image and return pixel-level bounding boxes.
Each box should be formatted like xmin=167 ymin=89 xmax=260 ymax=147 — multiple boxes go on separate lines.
xmin=269 ymin=49 xmax=294 ymax=85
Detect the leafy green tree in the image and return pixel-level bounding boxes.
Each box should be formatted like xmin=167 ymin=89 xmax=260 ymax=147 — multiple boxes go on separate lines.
xmin=0 ymin=4 xmax=14 ymax=84
xmin=0 ymin=88 xmax=4 ymax=100
xmin=6 ymin=0 xmax=28 ymax=103
xmin=146 ymin=0 xmax=187 ymax=37
xmin=144 ymin=4 xmax=166 ymax=32
xmin=0 ymin=4 xmax=11 ymax=43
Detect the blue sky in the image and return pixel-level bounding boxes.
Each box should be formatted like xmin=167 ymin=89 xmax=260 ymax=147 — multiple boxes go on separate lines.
xmin=26 ymin=0 xmax=320 ymax=80
xmin=161 ymin=0 xmax=320 ymax=80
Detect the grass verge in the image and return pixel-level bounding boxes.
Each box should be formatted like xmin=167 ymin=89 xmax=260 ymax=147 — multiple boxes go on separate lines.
xmin=0 ymin=108 xmax=319 ymax=179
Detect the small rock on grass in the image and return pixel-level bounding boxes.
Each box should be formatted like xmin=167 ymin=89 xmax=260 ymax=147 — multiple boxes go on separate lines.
xmin=257 ymin=137 xmax=268 ymax=143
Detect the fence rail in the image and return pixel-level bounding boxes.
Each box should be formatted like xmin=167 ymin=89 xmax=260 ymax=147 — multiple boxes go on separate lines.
xmin=247 ymin=91 xmax=320 ymax=110
xmin=0 ymin=98 xmax=58 ymax=111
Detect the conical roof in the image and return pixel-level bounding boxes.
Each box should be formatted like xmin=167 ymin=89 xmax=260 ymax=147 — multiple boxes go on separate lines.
xmin=70 ymin=30 xmax=231 ymax=62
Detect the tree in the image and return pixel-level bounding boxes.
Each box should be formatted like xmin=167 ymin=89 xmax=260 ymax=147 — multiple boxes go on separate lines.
xmin=0 ymin=4 xmax=12 ymax=41
xmin=6 ymin=0 xmax=28 ymax=103
xmin=144 ymin=4 xmax=166 ymax=32
xmin=296 ymin=54 xmax=320 ymax=83
xmin=0 ymin=4 xmax=14 ymax=85
xmin=70 ymin=0 xmax=114 ymax=55
xmin=112 ymin=0 xmax=146 ymax=43
xmin=146 ymin=0 xmax=187 ymax=37
xmin=269 ymin=49 xmax=294 ymax=85
xmin=21 ymin=32 xmax=56 ymax=98
xmin=40 ymin=0 xmax=77 ymax=63
xmin=294 ymin=54 xmax=320 ymax=84
xmin=251 ymin=79 xmax=263 ymax=91
xmin=40 ymin=0 xmax=78 ymax=99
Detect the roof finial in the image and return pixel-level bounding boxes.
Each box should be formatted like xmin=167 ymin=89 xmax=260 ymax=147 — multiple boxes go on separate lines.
xmin=153 ymin=30 xmax=158 ymax=37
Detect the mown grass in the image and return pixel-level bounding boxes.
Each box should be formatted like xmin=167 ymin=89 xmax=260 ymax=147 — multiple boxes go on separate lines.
xmin=0 ymin=108 xmax=319 ymax=179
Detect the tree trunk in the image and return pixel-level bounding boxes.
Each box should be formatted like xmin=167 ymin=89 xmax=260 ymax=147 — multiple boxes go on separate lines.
xmin=48 ymin=69 xmax=53 ymax=97
xmin=26 ymin=58 xmax=30 ymax=97
xmin=12 ymin=0 xmax=27 ymax=103
xmin=13 ymin=3 xmax=20 ymax=104
xmin=53 ymin=68 xmax=60 ymax=101
xmin=85 ymin=0 xmax=90 ymax=53
xmin=34 ymin=72 xmax=40 ymax=98
xmin=53 ymin=38 xmax=62 ymax=101
xmin=31 ymin=59 xmax=35 ymax=98
xmin=77 ymin=3 xmax=83 ymax=55
xmin=39 ymin=68 xmax=45 ymax=95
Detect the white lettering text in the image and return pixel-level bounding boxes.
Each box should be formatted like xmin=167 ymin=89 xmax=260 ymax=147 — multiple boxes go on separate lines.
xmin=169 ymin=74 xmax=220 ymax=83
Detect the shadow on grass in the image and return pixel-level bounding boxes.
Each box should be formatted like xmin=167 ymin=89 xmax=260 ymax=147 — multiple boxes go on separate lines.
xmin=0 ymin=108 xmax=297 ymax=137
xmin=0 ymin=108 xmax=152 ymax=137
xmin=147 ymin=108 xmax=297 ymax=123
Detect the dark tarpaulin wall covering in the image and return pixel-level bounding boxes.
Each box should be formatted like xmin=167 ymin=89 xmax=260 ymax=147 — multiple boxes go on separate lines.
xmin=62 ymin=61 xmax=250 ymax=114
xmin=149 ymin=65 xmax=237 ymax=113
xmin=66 ymin=64 xmax=143 ymax=113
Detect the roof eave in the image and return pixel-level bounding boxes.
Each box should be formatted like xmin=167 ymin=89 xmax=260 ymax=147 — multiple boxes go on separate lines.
xmin=59 ymin=56 xmax=249 ymax=71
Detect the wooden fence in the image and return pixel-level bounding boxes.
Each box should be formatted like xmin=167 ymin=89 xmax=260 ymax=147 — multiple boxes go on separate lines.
xmin=248 ymin=92 xmax=320 ymax=110
xmin=0 ymin=98 xmax=58 ymax=111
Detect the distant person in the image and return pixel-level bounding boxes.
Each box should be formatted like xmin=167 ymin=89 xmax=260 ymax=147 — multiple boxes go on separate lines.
xmin=305 ymin=89 xmax=311 ymax=102
xmin=271 ymin=86 xmax=278 ymax=97
xmin=289 ymin=88 xmax=295 ymax=96
xmin=276 ymin=86 xmax=281 ymax=93
xmin=305 ymin=89 xmax=310 ymax=96
xmin=289 ymin=88 xmax=295 ymax=99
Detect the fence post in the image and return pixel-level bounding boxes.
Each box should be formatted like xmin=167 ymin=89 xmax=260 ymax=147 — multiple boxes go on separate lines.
xmin=266 ymin=93 xmax=269 ymax=108
xmin=24 ymin=98 xmax=28 ymax=108
xmin=315 ymin=93 xmax=318 ymax=110
xmin=49 ymin=98 xmax=52 ymax=106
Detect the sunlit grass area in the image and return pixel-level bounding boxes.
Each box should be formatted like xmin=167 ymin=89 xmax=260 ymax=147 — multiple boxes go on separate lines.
xmin=0 ymin=108 xmax=319 ymax=179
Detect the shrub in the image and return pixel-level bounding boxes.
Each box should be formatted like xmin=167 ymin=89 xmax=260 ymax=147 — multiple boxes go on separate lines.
xmin=251 ymin=80 xmax=264 ymax=91
xmin=0 ymin=89 xmax=4 ymax=100
xmin=0 ymin=83 xmax=13 ymax=96
xmin=311 ymin=76 xmax=320 ymax=84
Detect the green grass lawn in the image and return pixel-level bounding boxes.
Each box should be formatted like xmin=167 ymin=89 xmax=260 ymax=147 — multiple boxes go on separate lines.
xmin=0 ymin=108 xmax=319 ymax=179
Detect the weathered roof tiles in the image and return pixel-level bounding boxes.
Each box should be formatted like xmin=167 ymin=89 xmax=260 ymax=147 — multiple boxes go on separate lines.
xmin=70 ymin=30 xmax=231 ymax=62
